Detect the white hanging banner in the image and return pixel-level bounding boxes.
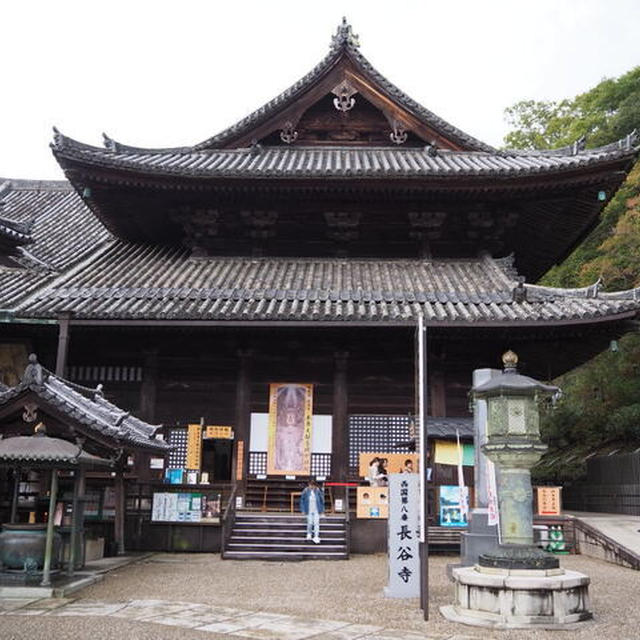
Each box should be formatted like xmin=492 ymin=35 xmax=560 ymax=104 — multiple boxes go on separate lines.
xmin=486 ymin=458 xmax=499 ymax=528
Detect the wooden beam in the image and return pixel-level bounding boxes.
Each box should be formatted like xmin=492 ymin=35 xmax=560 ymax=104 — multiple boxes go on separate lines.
xmin=67 ymin=467 xmax=85 ymax=575
xmin=41 ymin=469 xmax=58 ymax=587
xmin=114 ymin=471 xmax=126 ymax=555
xmin=233 ymin=349 xmax=252 ymax=494
xmin=331 ymin=351 xmax=349 ymax=503
xmin=55 ymin=314 xmax=71 ymax=377
xmin=139 ymin=350 xmax=159 ymax=422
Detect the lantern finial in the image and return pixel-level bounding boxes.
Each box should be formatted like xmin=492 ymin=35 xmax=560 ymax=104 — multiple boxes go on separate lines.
xmin=502 ymin=350 xmax=518 ymax=372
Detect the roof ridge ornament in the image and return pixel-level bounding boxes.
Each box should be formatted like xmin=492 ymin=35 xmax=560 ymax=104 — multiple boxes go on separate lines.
xmin=23 ymin=353 xmax=47 ymax=386
xmin=330 ymin=17 xmax=360 ymax=51
xmin=102 ymin=133 xmax=117 ymax=152
xmin=571 ymin=136 xmax=586 ymax=156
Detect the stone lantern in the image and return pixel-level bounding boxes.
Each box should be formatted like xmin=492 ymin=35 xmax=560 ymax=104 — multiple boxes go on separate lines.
xmin=474 ymin=349 xmax=558 ymax=568
xmin=441 ymin=351 xmax=593 ymax=629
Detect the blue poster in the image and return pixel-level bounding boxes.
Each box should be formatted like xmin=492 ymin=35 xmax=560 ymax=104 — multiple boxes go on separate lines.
xmin=439 ymin=485 xmax=468 ymax=527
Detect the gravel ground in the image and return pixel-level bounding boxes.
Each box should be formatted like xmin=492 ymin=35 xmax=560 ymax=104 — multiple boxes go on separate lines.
xmin=1 ymin=552 xmax=639 ymax=639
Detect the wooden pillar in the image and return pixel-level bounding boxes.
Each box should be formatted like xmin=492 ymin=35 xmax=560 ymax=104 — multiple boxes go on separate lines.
xmin=10 ymin=467 xmax=20 ymax=523
xmin=55 ymin=314 xmax=71 ymax=377
xmin=139 ymin=350 xmax=158 ymax=423
xmin=67 ymin=467 xmax=85 ymax=575
xmin=233 ymin=349 xmax=252 ymax=496
xmin=41 ymin=469 xmax=58 ymax=587
xmin=332 ymin=351 xmax=349 ymax=504
xmin=430 ymin=371 xmax=446 ymax=417
xmin=114 ymin=470 xmax=126 ymax=555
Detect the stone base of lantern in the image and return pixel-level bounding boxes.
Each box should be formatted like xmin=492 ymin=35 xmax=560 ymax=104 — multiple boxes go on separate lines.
xmin=441 ymin=565 xmax=592 ymax=630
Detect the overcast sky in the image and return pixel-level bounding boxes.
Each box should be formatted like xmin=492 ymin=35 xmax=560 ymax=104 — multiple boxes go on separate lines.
xmin=1 ymin=0 xmax=638 ymax=180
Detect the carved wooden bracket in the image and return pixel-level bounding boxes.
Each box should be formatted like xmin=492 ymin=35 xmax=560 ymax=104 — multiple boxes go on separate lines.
xmin=331 ymin=79 xmax=357 ymax=112
xmin=325 ymin=211 xmax=361 ymax=242
xmin=280 ymin=121 xmax=299 ymax=144
xmin=390 ymin=120 xmax=408 ymax=145
xmin=241 ymin=210 xmax=278 ymax=239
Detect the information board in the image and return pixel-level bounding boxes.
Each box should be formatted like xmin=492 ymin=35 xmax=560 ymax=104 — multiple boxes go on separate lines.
xmin=537 ymin=486 xmax=562 ymax=516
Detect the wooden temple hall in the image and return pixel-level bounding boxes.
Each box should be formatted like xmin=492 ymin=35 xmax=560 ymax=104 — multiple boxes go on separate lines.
xmin=0 ymin=19 xmax=639 ymax=559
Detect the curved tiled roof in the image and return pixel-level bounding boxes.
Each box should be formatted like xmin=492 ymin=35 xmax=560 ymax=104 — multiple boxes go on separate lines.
xmin=51 ymin=136 xmax=640 ymax=181
xmin=0 ymin=355 xmax=169 ymax=452
xmin=0 ymin=433 xmax=112 ymax=467
xmin=11 ymin=244 xmax=640 ymax=326
xmin=1 ymin=178 xmax=639 ymax=327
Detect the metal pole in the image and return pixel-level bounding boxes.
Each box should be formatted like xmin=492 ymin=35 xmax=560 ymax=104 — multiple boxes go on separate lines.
xmin=41 ymin=469 xmax=58 ymax=587
xmin=417 ymin=315 xmax=429 ymax=619
xmin=10 ymin=467 xmax=20 ymax=523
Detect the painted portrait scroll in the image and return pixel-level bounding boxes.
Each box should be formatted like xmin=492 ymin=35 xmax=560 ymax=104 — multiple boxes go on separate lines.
xmin=267 ymin=383 xmax=313 ymax=476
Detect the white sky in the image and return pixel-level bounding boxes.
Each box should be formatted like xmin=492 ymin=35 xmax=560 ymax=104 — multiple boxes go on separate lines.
xmin=1 ymin=0 xmax=638 ymax=180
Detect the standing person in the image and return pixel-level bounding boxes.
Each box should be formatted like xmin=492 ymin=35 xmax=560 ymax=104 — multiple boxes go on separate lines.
xmin=300 ymin=479 xmax=324 ymax=544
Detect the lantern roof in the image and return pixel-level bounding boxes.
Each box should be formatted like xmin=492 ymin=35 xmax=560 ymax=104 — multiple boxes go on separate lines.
xmin=472 ymin=351 xmax=559 ymax=397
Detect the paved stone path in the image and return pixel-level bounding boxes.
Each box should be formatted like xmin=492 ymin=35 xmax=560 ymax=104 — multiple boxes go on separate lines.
xmin=0 ymin=597 xmax=477 ymax=639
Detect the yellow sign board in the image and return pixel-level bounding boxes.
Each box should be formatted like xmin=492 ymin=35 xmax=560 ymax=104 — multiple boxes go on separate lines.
xmin=204 ymin=425 xmax=234 ymax=439
xmin=186 ymin=423 xmax=202 ymax=470
xmin=537 ymin=486 xmax=562 ymax=516
xmin=236 ymin=440 xmax=244 ymax=481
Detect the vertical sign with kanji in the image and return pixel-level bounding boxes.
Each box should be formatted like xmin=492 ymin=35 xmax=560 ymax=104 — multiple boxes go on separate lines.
xmin=384 ymin=473 xmax=420 ymax=598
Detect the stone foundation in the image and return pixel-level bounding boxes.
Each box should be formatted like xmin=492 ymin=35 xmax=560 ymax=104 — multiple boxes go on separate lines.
xmin=441 ymin=565 xmax=592 ymax=629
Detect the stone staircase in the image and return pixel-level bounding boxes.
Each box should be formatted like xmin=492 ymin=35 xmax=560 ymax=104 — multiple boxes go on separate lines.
xmin=223 ymin=512 xmax=349 ymax=560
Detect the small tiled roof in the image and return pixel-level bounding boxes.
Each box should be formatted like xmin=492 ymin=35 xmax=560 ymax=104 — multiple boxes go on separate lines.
xmin=428 ymin=417 xmax=474 ymax=440
xmin=0 ymin=355 xmax=169 ymax=452
xmin=12 ymin=246 xmax=640 ymax=326
xmin=0 ymin=216 xmax=33 ymax=248
xmin=0 ymin=433 xmax=112 ymax=467
xmin=51 ymin=135 xmax=640 ymax=181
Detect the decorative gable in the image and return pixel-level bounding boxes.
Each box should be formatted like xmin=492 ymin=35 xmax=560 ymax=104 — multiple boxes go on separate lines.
xmin=195 ymin=19 xmax=492 ymax=152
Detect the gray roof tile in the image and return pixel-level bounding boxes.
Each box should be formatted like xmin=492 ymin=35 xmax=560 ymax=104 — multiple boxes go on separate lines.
xmin=11 ymin=243 xmax=640 ymax=325
xmin=51 ymin=138 xmax=640 ymax=181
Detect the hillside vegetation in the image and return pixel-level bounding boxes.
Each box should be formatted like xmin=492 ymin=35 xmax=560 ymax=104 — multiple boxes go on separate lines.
xmin=503 ymin=67 xmax=640 ymax=481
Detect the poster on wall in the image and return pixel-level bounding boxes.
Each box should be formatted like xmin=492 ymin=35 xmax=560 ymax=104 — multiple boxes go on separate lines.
xmin=439 ymin=485 xmax=468 ymax=527
xmin=267 ymin=383 xmax=313 ymax=476
xmin=356 ymin=486 xmax=389 ymax=518
xmin=358 ymin=453 xmax=419 ymax=481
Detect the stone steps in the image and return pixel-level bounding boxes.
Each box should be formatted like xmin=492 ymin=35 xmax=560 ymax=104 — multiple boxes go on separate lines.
xmin=223 ymin=513 xmax=349 ymax=561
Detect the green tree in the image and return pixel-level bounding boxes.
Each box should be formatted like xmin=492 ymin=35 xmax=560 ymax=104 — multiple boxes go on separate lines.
xmin=504 ymin=66 xmax=640 ymax=290
xmin=504 ymin=66 xmax=640 ymax=151
xmin=504 ymin=68 xmax=640 ymax=483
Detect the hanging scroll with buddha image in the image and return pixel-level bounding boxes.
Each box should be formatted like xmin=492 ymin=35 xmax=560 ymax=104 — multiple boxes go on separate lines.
xmin=267 ymin=383 xmax=313 ymax=476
